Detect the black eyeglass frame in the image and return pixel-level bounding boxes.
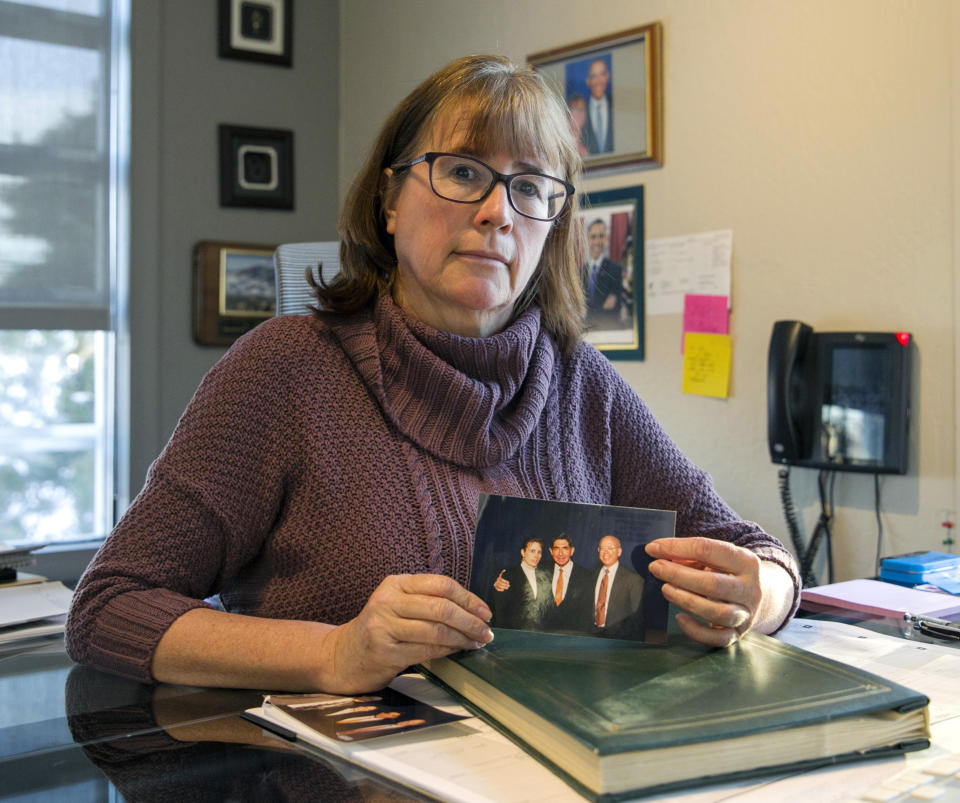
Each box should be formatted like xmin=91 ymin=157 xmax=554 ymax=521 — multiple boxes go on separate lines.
xmin=390 ymin=152 xmax=576 ymax=222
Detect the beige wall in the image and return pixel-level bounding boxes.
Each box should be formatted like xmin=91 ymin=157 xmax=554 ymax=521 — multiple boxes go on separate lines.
xmin=339 ymin=0 xmax=957 ymax=581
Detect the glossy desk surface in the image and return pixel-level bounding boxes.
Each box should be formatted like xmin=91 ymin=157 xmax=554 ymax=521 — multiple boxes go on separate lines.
xmin=3 ymin=610 xmax=956 ymax=802
xmin=0 ymin=635 xmax=427 ymax=801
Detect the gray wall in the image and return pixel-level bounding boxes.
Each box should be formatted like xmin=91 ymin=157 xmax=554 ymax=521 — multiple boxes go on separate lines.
xmin=128 ymin=0 xmax=339 ymax=494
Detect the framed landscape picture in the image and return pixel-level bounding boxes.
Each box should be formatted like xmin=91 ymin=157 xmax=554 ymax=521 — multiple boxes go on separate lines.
xmin=193 ymin=241 xmax=276 ymax=346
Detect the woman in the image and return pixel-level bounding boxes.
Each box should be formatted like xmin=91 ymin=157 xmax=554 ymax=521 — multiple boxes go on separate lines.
xmin=66 ymin=55 xmax=799 ymax=694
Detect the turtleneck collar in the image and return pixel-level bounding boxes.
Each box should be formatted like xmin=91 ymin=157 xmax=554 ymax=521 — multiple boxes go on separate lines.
xmin=327 ymin=295 xmax=557 ymax=469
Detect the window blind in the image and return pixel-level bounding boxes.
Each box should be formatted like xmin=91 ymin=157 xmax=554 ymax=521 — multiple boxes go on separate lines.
xmin=0 ymin=0 xmax=113 ymax=330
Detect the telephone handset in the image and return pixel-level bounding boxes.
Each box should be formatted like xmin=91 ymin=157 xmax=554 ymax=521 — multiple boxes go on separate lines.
xmin=767 ymin=319 xmax=912 ymax=586
xmin=767 ymin=320 xmax=814 ymax=464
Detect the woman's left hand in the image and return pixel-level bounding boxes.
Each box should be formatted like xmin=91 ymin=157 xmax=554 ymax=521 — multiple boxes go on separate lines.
xmin=645 ymin=537 xmax=762 ymax=647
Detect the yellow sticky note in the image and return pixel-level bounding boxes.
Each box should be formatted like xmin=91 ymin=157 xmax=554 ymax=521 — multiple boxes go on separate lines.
xmin=682 ymin=333 xmax=731 ymax=398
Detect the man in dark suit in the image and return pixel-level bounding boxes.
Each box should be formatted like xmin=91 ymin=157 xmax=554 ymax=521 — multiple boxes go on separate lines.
xmin=581 ymin=57 xmax=613 ymax=154
xmin=582 ymin=219 xmax=624 ymax=329
xmin=592 ymin=535 xmax=645 ymax=641
xmin=543 ymin=533 xmax=593 ymax=633
xmin=490 ymin=537 xmax=552 ymax=631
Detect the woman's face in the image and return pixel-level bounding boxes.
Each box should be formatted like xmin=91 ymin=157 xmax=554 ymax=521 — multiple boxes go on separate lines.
xmin=384 ymin=119 xmax=555 ymax=338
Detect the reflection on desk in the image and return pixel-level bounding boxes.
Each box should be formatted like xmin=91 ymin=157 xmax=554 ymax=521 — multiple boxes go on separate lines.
xmin=3 ymin=625 xmax=960 ymax=803
xmin=66 ymin=671 xmax=417 ymax=802
xmin=0 ymin=637 xmax=429 ymax=801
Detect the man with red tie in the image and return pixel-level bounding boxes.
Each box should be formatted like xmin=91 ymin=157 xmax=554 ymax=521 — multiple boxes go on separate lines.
xmin=593 ymin=535 xmax=645 ymax=641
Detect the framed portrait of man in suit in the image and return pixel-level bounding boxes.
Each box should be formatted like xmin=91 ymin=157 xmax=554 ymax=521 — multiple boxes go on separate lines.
xmin=576 ymin=185 xmax=644 ymax=360
xmin=528 ymin=22 xmax=662 ymax=171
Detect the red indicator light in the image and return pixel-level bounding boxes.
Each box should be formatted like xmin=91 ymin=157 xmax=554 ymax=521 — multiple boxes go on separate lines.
xmin=895 ymin=332 xmax=910 ymax=347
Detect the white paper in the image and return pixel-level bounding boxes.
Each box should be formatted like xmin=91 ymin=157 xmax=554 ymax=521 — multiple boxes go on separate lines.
xmin=250 ymin=673 xmax=580 ymax=803
xmin=777 ymin=617 xmax=960 ymax=723
xmin=0 ymin=581 xmax=73 ymax=628
xmin=0 ymin=615 xmax=66 ymax=645
xmin=645 ymin=230 xmax=732 ymax=315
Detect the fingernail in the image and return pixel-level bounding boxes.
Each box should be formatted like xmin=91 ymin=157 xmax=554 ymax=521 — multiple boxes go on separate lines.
xmin=474 ymin=631 xmax=493 ymax=649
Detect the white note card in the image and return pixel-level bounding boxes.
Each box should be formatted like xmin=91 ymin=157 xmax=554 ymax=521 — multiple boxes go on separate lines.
xmin=645 ymin=230 xmax=733 ymax=316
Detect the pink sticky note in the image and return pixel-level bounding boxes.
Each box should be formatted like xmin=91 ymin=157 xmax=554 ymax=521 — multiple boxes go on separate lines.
xmin=682 ymin=294 xmax=729 ymax=352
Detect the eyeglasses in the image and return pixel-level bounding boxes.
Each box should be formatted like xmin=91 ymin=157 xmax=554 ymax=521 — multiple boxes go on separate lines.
xmin=390 ymin=152 xmax=575 ymax=222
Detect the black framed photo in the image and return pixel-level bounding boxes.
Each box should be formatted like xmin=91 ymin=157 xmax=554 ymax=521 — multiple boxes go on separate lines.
xmin=193 ymin=241 xmax=276 ymax=347
xmin=528 ymin=23 xmax=662 ymax=171
xmin=577 ymin=185 xmax=645 ymax=360
xmin=219 ymin=124 xmax=294 ymax=210
xmin=218 ymin=0 xmax=292 ymax=67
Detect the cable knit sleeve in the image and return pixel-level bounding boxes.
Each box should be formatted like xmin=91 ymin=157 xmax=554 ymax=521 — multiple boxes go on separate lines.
xmin=65 ymin=317 xmax=302 ymax=683
xmin=581 ymin=348 xmax=801 ymax=626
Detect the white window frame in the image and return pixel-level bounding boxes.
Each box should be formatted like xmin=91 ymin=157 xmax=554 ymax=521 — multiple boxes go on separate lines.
xmin=0 ymin=0 xmax=130 ymax=585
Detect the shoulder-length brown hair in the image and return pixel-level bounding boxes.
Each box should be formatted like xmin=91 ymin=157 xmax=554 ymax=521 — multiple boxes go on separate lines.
xmin=314 ymin=54 xmax=585 ymax=355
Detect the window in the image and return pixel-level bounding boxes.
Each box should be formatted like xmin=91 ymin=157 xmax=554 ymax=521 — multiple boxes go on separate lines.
xmin=0 ymin=0 xmax=129 ymax=551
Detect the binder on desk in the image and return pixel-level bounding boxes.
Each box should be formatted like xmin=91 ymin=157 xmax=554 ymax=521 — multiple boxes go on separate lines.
xmin=423 ymin=628 xmax=931 ymax=801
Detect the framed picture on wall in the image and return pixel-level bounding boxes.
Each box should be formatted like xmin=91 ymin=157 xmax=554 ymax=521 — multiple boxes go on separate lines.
xmin=577 ymin=186 xmax=644 ymax=360
xmin=218 ymin=0 xmax=292 ymax=67
xmin=528 ymin=22 xmax=662 ymax=171
xmin=193 ymin=241 xmax=276 ymax=347
xmin=219 ymin=124 xmax=294 ymax=210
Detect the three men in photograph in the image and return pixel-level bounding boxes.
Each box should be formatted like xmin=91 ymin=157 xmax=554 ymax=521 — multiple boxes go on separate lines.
xmin=489 ymin=533 xmax=646 ymax=640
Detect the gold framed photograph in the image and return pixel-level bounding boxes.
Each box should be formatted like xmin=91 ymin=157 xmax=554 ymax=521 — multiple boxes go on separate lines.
xmin=193 ymin=241 xmax=276 ymax=347
xmin=528 ymin=22 xmax=662 ymax=171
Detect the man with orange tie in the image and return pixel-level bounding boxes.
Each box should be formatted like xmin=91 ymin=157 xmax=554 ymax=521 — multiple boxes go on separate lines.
xmin=593 ymin=535 xmax=645 ymax=641
xmin=543 ymin=534 xmax=592 ymax=633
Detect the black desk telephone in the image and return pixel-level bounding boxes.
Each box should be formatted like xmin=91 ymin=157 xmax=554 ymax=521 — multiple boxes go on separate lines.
xmin=767 ymin=320 xmax=911 ymax=475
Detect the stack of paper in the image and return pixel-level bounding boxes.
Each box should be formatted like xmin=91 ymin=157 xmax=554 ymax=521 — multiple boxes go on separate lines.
xmin=801 ymin=578 xmax=960 ymax=620
xmin=0 ymin=580 xmax=74 ymax=644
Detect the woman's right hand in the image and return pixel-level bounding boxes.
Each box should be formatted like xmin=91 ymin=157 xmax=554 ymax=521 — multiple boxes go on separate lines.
xmin=318 ymin=574 xmax=493 ymax=693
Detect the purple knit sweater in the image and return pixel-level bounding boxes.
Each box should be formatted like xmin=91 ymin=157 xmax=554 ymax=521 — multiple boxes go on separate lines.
xmin=66 ymin=296 xmax=800 ymax=682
